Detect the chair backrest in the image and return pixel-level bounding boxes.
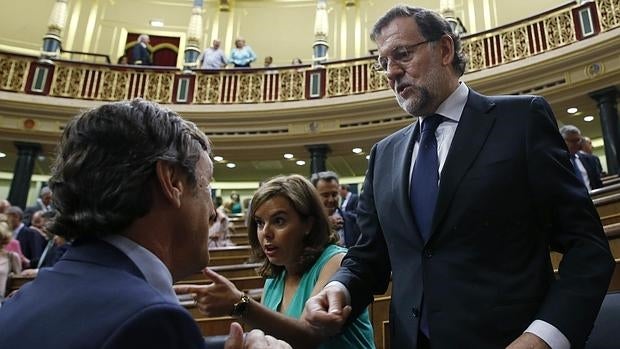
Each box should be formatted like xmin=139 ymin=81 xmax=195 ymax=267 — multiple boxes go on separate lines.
xmin=584 ymin=292 xmax=620 ymax=348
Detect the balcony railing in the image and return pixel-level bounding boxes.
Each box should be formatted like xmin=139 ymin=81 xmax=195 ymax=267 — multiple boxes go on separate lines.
xmin=0 ymin=0 xmax=617 ymax=105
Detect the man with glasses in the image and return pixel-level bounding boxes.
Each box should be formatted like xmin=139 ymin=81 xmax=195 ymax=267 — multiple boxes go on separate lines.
xmin=303 ymin=5 xmax=613 ymax=349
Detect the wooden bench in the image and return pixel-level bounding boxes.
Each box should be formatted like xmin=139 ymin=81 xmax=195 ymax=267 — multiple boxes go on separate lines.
xmin=591 ymin=183 xmax=620 ymax=200
xmin=229 ymin=233 xmax=249 ymax=245
xmin=176 ymin=275 xmax=264 ymax=292
xmin=209 ymin=245 xmax=253 ymax=266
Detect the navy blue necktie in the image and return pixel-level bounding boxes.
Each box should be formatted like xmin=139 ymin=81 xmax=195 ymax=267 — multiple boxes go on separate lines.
xmin=411 ymin=115 xmax=443 ymax=242
xmin=570 ymin=154 xmax=585 ymax=185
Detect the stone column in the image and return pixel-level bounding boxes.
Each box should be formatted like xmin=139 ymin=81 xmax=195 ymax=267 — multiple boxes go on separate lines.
xmin=590 ymin=87 xmax=620 ymax=174
xmin=8 ymin=142 xmax=41 ymax=209
xmin=312 ymin=0 xmax=329 ymax=66
xmin=306 ymin=144 xmax=330 ymax=176
xmin=41 ymin=0 xmax=68 ymax=61
xmin=184 ymin=0 xmax=204 ymax=72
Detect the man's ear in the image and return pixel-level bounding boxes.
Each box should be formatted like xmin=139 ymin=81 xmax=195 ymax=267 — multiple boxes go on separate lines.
xmin=155 ymin=160 xmax=184 ymax=208
xmin=439 ymin=35 xmax=455 ymax=67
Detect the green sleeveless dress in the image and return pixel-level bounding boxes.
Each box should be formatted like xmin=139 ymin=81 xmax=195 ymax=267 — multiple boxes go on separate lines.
xmin=262 ymin=244 xmax=376 ymax=349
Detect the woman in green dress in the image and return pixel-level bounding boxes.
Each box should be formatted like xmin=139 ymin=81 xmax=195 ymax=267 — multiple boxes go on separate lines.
xmin=181 ymin=175 xmax=375 ymax=349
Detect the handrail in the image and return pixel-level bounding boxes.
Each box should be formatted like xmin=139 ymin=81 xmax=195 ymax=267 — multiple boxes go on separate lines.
xmin=59 ymin=46 xmax=111 ymax=64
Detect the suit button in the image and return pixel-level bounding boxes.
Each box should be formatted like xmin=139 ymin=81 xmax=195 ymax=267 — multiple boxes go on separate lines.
xmin=423 ymin=248 xmax=432 ymax=258
xmin=412 ymin=307 xmax=420 ymax=318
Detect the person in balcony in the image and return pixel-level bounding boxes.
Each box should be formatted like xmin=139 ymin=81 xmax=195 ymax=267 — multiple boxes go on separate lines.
xmin=131 ymin=34 xmax=152 ymax=65
xmin=229 ymin=37 xmax=256 ymax=68
xmin=175 ymin=175 xmax=375 ymax=349
xmin=302 ymin=5 xmax=613 ymax=349
xmin=198 ymin=39 xmax=227 ymax=69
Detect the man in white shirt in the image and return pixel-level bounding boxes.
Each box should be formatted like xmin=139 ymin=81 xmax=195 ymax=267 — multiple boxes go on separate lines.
xmin=303 ymin=5 xmax=613 ymax=349
xmin=198 ymin=39 xmax=227 ymax=69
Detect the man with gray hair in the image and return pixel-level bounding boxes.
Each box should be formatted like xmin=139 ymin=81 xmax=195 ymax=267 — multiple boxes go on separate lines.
xmin=131 ymin=34 xmax=152 ymax=65
xmin=559 ymin=125 xmax=602 ymax=190
xmin=310 ymin=171 xmax=361 ymax=248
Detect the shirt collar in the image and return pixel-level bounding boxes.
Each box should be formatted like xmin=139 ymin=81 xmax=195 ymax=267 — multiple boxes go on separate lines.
xmin=102 ymin=235 xmax=177 ymax=304
xmin=435 ymin=81 xmax=469 ymax=122
xmin=13 ymin=223 xmax=24 ymax=237
xmin=419 ymin=81 xmax=469 ymax=126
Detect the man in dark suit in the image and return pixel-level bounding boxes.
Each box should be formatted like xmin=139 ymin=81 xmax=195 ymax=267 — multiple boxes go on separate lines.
xmin=338 ymin=184 xmax=359 ymax=215
xmin=311 ymin=171 xmax=361 ymax=248
xmin=0 ymin=99 xmax=290 ymax=349
xmin=303 ymin=5 xmax=614 ymax=349
xmin=581 ymin=136 xmax=605 ymax=177
xmin=560 ymin=125 xmax=603 ymax=191
xmin=131 ymin=34 xmax=152 ymax=65
xmin=23 ymin=186 xmax=52 ymax=226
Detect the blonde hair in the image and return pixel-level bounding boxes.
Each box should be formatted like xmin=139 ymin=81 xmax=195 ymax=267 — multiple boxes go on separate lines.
xmin=0 ymin=221 xmax=12 ymax=247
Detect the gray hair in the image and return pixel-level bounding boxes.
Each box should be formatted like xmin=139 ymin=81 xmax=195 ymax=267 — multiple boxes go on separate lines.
xmin=370 ymin=5 xmax=467 ymax=76
xmin=559 ymin=125 xmax=581 ymax=138
xmin=310 ymin=171 xmax=340 ymax=187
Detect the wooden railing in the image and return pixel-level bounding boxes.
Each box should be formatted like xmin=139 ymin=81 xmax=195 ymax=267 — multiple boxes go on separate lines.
xmin=0 ymin=0 xmax=617 ymax=105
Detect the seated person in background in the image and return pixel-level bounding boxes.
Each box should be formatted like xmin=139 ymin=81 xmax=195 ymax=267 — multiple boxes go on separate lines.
xmin=117 ymin=55 xmax=129 ymax=65
xmin=0 ymin=99 xmax=290 ymax=349
xmin=264 ymin=56 xmax=273 ymax=68
xmin=131 ymin=34 xmax=152 ymax=65
xmin=229 ymin=37 xmax=256 ymax=68
xmin=208 ymin=208 xmax=235 ymax=248
xmin=175 ymin=174 xmax=375 ymax=349
xmin=560 ymin=125 xmax=602 ymax=191
xmin=6 ymin=206 xmax=46 ymax=266
xmin=21 ymin=211 xmax=70 ymax=275
xmin=291 ymin=57 xmax=303 ymax=65
xmin=198 ymin=39 xmax=227 ymax=69
xmin=0 ymin=222 xmax=22 ymax=303
xmin=230 ymin=191 xmax=243 ymax=214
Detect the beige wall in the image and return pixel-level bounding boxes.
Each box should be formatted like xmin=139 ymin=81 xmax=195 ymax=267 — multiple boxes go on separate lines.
xmin=0 ymin=0 xmax=575 ymax=65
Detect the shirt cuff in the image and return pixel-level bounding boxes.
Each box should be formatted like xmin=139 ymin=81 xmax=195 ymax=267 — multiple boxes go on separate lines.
xmin=525 ymin=320 xmax=570 ymax=349
xmin=324 ymin=281 xmax=351 ymax=306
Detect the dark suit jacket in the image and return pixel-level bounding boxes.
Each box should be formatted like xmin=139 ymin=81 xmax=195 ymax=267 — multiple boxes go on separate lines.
xmin=343 ymin=193 xmax=359 ymax=215
xmin=15 ymin=225 xmax=47 ymax=263
xmin=578 ymin=152 xmax=603 ymax=190
xmin=339 ymin=207 xmax=361 ymax=248
xmin=0 ymin=239 xmax=205 ymax=349
xmin=331 ymin=90 xmax=614 ymax=349
xmin=131 ymin=43 xmax=152 ymax=65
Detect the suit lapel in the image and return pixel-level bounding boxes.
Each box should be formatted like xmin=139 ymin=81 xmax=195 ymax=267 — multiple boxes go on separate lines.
xmin=430 ymin=91 xmax=496 ymax=238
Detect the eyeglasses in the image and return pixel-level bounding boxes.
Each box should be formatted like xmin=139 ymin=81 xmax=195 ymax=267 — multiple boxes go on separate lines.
xmin=374 ymin=40 xmax=433 ymax=73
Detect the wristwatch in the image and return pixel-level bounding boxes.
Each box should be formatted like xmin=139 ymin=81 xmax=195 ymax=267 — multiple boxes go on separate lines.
xmin=230 ymin=294 xmax=251 ymax=318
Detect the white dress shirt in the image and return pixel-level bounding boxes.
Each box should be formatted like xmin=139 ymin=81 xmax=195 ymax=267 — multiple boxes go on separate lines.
xmin=573 ymin=153 xmax=592 ymax=191
xmin=102 ymin=235 xmax=178 ymax=304
xmin=329 ymin=82 xmax=570 ymax=349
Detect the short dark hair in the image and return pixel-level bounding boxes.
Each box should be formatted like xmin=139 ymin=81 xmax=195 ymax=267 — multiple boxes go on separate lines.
xmin=370 ymin=5 xmax=467 ymax=76
xmin=247 ymin=175 xmax=338 ymax=277
xmin=49 ymin=99 xmax=210 ymax=240
xmin=309 ymin=171 xmax=340 ymax=187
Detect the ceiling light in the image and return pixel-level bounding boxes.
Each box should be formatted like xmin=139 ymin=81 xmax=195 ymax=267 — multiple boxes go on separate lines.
xmin=583 ymin=115 xmax=594 ymax=122
xmin=149 ymin=20 xmax=164 ymax=27
xmin=567 ymin=107 xmax=578 ymax=114
xmin=0 ymin=152 xmax=6 ymax=158
xmin=226 ymin=163 xmax=236 ymax=168
xmin=213 ymin=156 xmax=224 ymax=162
xmin=295 ymin=160 xmax=306 ymax=166
xmin=352 ymin=147 xmax=363 ymax=154
xmin=283 ymin=153 xmax=294 ymax=159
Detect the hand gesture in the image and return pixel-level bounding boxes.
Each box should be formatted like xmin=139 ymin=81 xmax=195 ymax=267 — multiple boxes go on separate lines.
xmin=225 ymin=323 xmax=292 ymax=349
xmin=174 ymin=268 xmax=244 ymax=317
xmin=301 ymin=285 xmax=351 ymax=338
